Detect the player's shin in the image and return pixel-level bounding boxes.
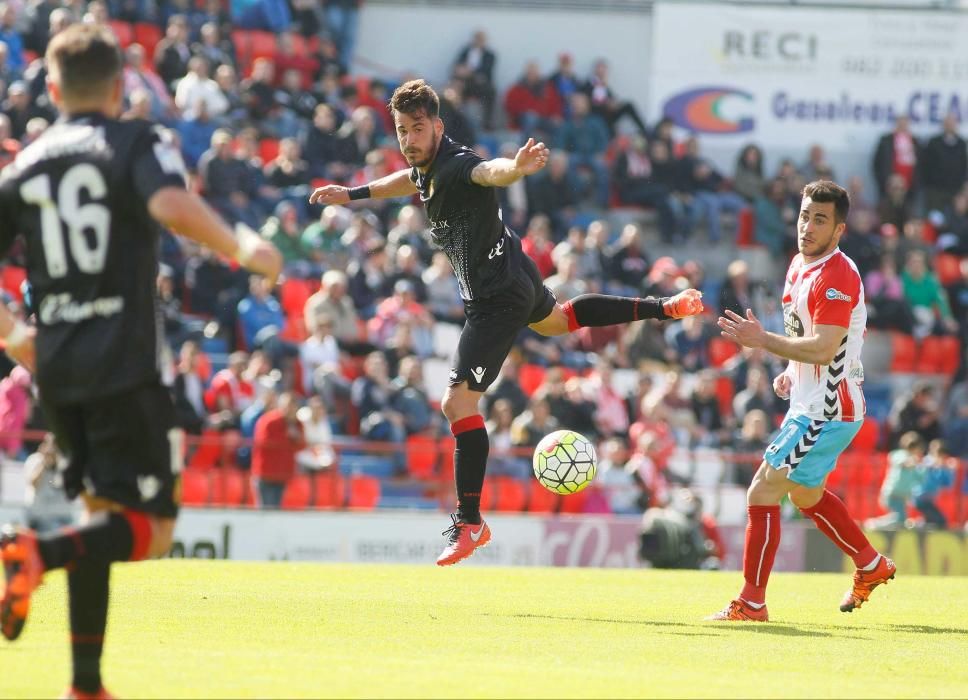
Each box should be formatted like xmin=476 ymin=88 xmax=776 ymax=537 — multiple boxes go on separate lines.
xmin=800 ymin=490 xmax=878 ymax=567
xmin=68 ymin=562 xmax=110 ymax=695
xmin=451 ymin=415 xmax=489 ymax=524
xmin=561 ymin=294 xmax=667 ymax=330
xmin=740 ymin=505 xmax=781 ymax=605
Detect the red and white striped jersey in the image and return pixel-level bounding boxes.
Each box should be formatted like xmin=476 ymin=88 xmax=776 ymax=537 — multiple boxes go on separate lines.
xmin=781 ymin=248 xmax=866 ymax=422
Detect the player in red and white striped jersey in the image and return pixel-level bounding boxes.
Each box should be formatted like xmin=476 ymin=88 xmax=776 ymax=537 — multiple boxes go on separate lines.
xmin=708 ymin=181 xmax=895 ymax=622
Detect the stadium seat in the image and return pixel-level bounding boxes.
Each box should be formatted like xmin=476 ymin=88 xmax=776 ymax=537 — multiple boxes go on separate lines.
xmin=851 ymin=417 xmax=880 ymax=452
xmin=180 ymin=468 xmax=211 ymax=506
xmin=527 ymin=479 xmax=559 ymax=513
xmin=288 ymin=32 xmax=310 ymax=57
xmin=493 ymin=477 xmax=528 ymax=512
xmin=249 ymin=31 xmax=277 ymax=59
xmin=406 ymin=434 xmax=438 ymax=480
xmin=347 ymin=475 xmax=381 ymax=509
xmin=438 ymin=438 xmax=455 ymax=484
xmin=313 ymin=471 xmax=345 ymax=508
xmin=280 ymin=315 xmax=308 ymax=343
xmin=939 ymin=336 xmax=961 ymax=375
xmin=188 ymin=430 xmax=223 ymax=469
xmin=558 ymin=488 xmax=589 ymax=514
xmin=709 ymin=337 xmax=740 ymax=368
xmin=934 ymin=253 xmax=961 ymax=286
xmin=518 ymin=364 xmax=546 ymax=397
xmin=916 ymin=336 xmax=945 ymax=374
xmin=133 ymin=22 xmax=162 ymax=58
xmin=889 ymin=333 xmax=917 ymax=372
xmin=108 ymin=20 xmax=134 ymax=47
xmin=212 ymin=467 xmax=247 ymax=507
xmin=281 ymin=474 xmax=312 ymax=509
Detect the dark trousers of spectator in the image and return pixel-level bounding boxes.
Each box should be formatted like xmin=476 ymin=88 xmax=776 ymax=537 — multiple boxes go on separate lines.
xmin=867 ymin=298 xmax=914 ymax=334
xmin=254 ymin=478 xmax=285 ymax=509
xmin=915 ymin=494 xmax=948 ymax=528
xmin=617 ymin=183 xmax=678 ymax=242
xmin=594 ymin=102 xmax=648 ymax=137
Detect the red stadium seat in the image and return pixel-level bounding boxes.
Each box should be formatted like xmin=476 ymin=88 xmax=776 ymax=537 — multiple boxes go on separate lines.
xmin=280 ymin=316 xmax=308 ymax=342
xmin=934 ymin=253 xmax=961 ymax=286
xmin=939 ymin=336 xmax=961 ymax=375
xmin=313 ymin=471 xmax=345 ymax=508
xmin=133 ymin=23 xmax=162 ymax=58
xmin=889 ymin=333 xmax=917 ymax=372
xmin=518 ymin=364 xmax=546 ymax=397
xmin=288 ymin=33 xmax=309 ymax=57
xmin=249 ymin=31 xmax=277 ymax=59
xmin=188 ymin=430 xmax=223 ymax=470
xmin=493 ymin=477 xmax=528 ymax=512
xmin=347 ymin=475 xmax=380 ymax=509
xmin=406 ymin=434 xmax=438 ymax=480
xmin=108 ymin=20 xmax=134 ymax=47
xmin=916 ymin=336 xmax=945 ymax=374
xmin=527 ymin=479 xmax=559 ymax=513
xmin=851 ymin=417 xmax=880 ymax=452
xmin=709 ymin=337 xmax=740 ymax=368
xmin=212 ymin=467 xmax=247 ymax=507
xmin=180 ymin=468 xmax=211 ymax=506
xmin=281 ymin=474 xmax=312 ymax=509
xmin=558 ymin=488 xmax=589 ymax=514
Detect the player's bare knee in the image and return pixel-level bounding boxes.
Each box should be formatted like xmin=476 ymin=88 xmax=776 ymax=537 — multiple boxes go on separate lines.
xmin=789 ymin=486 xmax=823 ymax=510
xmin=148 ymin=517 xmax=176 ymax=558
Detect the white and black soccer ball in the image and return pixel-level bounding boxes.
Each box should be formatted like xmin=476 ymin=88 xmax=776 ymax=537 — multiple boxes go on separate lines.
xmin=532 ymin=430 xmax=597 ymax=495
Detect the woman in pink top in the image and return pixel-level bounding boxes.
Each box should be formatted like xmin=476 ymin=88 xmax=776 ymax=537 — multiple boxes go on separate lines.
xmin=0 ymin=366 xmax=31 ymax=457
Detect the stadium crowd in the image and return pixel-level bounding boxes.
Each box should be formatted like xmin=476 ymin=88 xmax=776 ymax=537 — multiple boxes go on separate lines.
xmin=0 ymin=0 xmax=966 ymax=527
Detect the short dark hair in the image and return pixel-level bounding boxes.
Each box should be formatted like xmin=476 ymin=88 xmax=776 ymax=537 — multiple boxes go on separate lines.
xmin=389 ymin=79 xmax=439 ymax=120
xmin=46 ymin=23 xmax=122 ymax=101
xmin=801 ymin=179 xmax=850 ymax=224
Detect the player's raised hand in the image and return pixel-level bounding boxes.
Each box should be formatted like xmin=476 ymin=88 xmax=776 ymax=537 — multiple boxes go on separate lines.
xmin=309 ymin=184 xmax=351 ymax=206
xmin=773 ymin=372 xmax=792 ymax=400
xmin=514 ymin=137 xmax=549 ymax=176
xmin=662 ymin=288 xmax=704 ymax=319
xmin=718 ymin=308 xmax=766 ymax=348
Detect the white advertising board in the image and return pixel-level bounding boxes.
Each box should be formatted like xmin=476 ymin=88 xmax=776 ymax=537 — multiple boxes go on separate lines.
xmin=650 ymin=2 xmax=968 ymax=173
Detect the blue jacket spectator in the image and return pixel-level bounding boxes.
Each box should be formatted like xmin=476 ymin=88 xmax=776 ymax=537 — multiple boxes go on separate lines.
xmin=237 ymin=276 xmax=286 ymax=351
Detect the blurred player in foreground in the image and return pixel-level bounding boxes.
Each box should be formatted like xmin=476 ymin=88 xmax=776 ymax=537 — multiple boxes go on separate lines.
xmin=310 ymin=79 xmax=704 ymax=566
xmin=0 ymin=24 xmax=281 ymax=697
xmin=709 ymin=180 xmax=895 ymax=622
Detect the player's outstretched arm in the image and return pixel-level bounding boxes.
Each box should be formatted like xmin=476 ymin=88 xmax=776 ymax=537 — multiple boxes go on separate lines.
xmin=718 ymin=309 xmax=846 ymax=365
xmin=470 ymin=138 xmax=549 ymax=187
xmin=148 ymin=187 xmax=283 ymax=286
xmin=309 ymin=168 xmax=417 ymax=206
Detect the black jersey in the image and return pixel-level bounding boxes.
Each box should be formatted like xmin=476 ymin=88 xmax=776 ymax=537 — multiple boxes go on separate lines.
xmin=410 ymin=135 xmax=520 ymax=302
xmin=0 ymin=114 xmax=187 ymax=405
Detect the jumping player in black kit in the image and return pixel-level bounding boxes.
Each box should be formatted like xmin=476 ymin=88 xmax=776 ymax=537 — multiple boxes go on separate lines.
xmin=0 ymin=24 xmax=281 ymax=699
xmin=310 ymin=80 xmax=704 ymax=566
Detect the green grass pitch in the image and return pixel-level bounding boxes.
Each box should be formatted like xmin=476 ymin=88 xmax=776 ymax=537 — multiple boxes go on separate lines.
xmin=2 ymin=560 xmax=966 ymax=698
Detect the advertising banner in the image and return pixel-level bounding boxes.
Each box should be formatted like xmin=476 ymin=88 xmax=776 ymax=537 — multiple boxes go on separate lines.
xmin=650 ymin=2 xmax=968 ymax=168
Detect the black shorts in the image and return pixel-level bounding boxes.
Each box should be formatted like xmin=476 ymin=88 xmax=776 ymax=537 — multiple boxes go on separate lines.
xmin=451 ymin=255 xmax=557 ymax=392
xmin=42 ymin=381 xmax=180 ymax=518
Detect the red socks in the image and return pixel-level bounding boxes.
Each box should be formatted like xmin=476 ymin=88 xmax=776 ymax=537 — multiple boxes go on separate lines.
xmin=740 ymin=505 xmax=780 ymax=605
xmin=800 ymin=490 xmax=878 ymax=568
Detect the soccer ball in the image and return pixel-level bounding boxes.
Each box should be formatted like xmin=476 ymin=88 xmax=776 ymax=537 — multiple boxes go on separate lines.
xmin=532 ymin=430 xmax=597 ymax=495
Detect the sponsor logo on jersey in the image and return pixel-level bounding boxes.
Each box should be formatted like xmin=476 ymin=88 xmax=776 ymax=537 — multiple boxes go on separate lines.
xmin=38 ymin=293 xmax=124 ymax=325
xmin=487 ymin=238 xmax=505 ymax=260
xmin=825 ymin=288 xmax=852 ymax=302
xmin=784 ymin=311 xmax=804 ymax=338
xmin=137 ymin=475 xmax=161 ymax=502
xmin=471 ymin=366 xmax=486 ymax=383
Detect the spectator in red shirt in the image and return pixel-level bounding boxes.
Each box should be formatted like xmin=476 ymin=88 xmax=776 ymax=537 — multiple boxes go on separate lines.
xmin=503 ymin=60 xmax=562 ymax=140
xmin=273 ymin=31 xmax=318 ymax=89
xmin=204 ymin=351 xmax=254 ymax=423
xmin=251 ymin=392 xmax=306 ymax=508
xmin=521 ymin=214 xmax=556 ymax=277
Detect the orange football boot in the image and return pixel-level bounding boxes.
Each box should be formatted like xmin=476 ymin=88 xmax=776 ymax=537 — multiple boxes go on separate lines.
xmin=840 ymin=556 xmax=896 ymax=613
xmin=705 ymin=598 xmax=769 ymax=622
xmin=1 ymin=526 xmax=44 ymax=641
xmin=436 ymin=514 xmax=491 ymax=566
